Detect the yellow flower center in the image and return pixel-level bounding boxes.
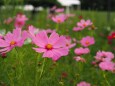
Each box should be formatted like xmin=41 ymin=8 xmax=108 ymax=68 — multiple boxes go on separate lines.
xmin=85 ymin=41 xmax=90 ymax=45
xmin=46 ymin=44 xmax=53 ymax=50
xmin=66 ymin=43 xmax=69 ymax=46
xmin=57 ymin=18 xmax=61 ymax=23
xmin=83 ymin=23 xmax=86 ymax=27
xmin=10 ymin=41 xmax=16 ymax=45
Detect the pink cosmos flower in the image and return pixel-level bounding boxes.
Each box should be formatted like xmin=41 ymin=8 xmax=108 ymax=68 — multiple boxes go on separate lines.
xmin=55 ymin=8 xmax=64 ymax=13
xmin=73 ymin=27 xmax=84 ymax=32
xmin=4 ymin=17 xmax=13 ymax=25
xmin=74 ymin=56 xmax=86 ymax=62
xmin=94 ymin=51 xmax=114 ymax=62
xmin=45 ymin=29 xmax=56 ymax=34
xmin=65 ymin=36 xmax=76 ymax=48
xmin=14 ymin=14 xmax=28 ymax=28
xmin=74 ymin=47 xmax=90 ymax=55
xmin=80 ymin=36 xmax=95 ymax=47
xmin=0 ymin=34 xmax=3 ymax=39
xmin=50 ymin=6 xmax=57 ymax=11
xmin=52 ymin=14 xmax=67 ymax=24
xmin=77 ymin=81 xmax=91 ymax=86
xmin=99 ymin=61 xmax=115 ymax=71
xmin=0 ymin=28 xmax=28 ymax=53
xmin=77 ymin=19 xmax=93 ymax=28
xmin=30 ymin=30 xmax=69 ymax=61
xmin=28 ymin=25 xmax=39 ymax=37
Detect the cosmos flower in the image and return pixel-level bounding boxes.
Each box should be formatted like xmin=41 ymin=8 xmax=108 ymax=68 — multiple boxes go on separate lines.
xmin=99 ymin=61 xmax=115 ymax=71
xmin=111 ymin=32 xmax=115 ymax=39
xmin=45 ymin=29 xmax=56 ymax=34
xmin=94 ymin=51 xmax=114 ymax=62
xmin=31 ymin=30 xmax=69 ymax=61
xmin=4 ymin=17 xmax=13 ymax=25
xmin=55 ymin=8 xmax=64 ymax=13
xmin=74 ymin=47 xmax=90 ymax=55
xmin=52 ymin=14 xmax=67 ymax=24
xmin=77 ymin=19 xmax=93 ymax=28
xmin=80 ymin=36 xmax=95 ymax=47
xmin=0 ymin=28 xmax=28 ymax=54
xmin=65 ymin=36 xmax=76 ymax=48
xmin=14 ymin=13 xmax=28 ymax=28
xmin=73 ymin=27 xmax=84 ymax=32
xmin=77 ymin=81 xmax=91 ymax=86
xmin=74 ymin=56 xmax=86 ymax=63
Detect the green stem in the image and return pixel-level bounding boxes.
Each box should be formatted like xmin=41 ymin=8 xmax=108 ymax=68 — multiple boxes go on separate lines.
xmin=38 ymin=58 xmax=46 ymax=82
xmin=56 ymin=23 xmax=59 ymax=31
xmin=34 ymin=54 xmax=41 ymax=86
xmin=102 ymin=71 xmax=111 ymax=86
xmin=7 ymin=71 xmax=14 ymax=86
xmin=15 ymin=48 xmax=24 ymax=86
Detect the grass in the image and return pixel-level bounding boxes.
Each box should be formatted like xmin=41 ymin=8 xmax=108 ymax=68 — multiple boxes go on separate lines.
xmin=0 ymin=7 xmax=115 ymax=86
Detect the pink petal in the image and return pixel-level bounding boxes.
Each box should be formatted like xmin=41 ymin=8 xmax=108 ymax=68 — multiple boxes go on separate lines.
xmin=48 ymin=31 xmax=59 ymax=44
xmin=35 ymin=31 xmax=48 ymax=47
xmin=0 ymin=39 xmax=9 ymax=47
xmin=53 ymin=36 xmax=66 ymax=48
xmin=43 ymin=50 xmax=53 ymax=58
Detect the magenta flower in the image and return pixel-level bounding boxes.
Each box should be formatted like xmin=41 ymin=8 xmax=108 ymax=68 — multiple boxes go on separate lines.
xmin=0 ymin=34 xmax=3 ymax=39
xmin=14 ymin=14 xmax=28 ymax=28
xmin=73 ymin=27 xmax=84 ymax=32
xmin=94 ymin=51 xmax=114 ymax=62
xmin=77 ymin=19 xmax=93 ymax=28
xmin=65 ymin=36 xmax=76 ymax=49
xmin=4 ymin=17 xmax=13 ymax=25
xmin=55 ymin=8 xmax=64 ymax=13
xmin=99 ymin=61 xmax=115 ymax=71
xmin=74 ymin=56 xmax=86 ymax=62
xmin=28 ymin=25 xmax=39 ymax=38
xmin=45 ymin=29 xmax=55 ymax=34
xmin=80 ymin=36 xmax=95 ymax=47
xmin=31 ymin=30 xmax=69 ymax=61
xmin=74 ymin=47 xmax=90 ymax=56
xmin=77 ymin=81 xmax=91 ymax=86
xmin=52 ymin=14 xmax=67 ymax=24
xmin=0 ymin=28 xmax=28 ymax=53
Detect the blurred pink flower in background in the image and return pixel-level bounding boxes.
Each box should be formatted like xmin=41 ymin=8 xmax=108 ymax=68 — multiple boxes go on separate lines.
xmin=14 ymin=13 xmax=28 ymax=28
xmin=99 ymin=61 xmax=115 ymax=71
xmin=0 ymin=34 xmax=3 ymax=39
xmin=52 ymin=14 xmax=67 ymax=24
xmin=0 ymin=28 xmax=28 ymax=54
xmin=28 ymin=25 xmax=39 ymax=38
xmin=74 ymin=47 xmax=90 ymax=55
xmin=55 ymin=8 xmax=64 ymax=13
xmin=77 ymin=19 xmax=93 ymax=28
xmin=31 ymin=30 xmax=69 ymax=61
xmin=4 ymin=17 xmax=13 ymax=25
xmin=50 ymin=6 xmax=57 ymax=11
xmin=65 ymin=36 xmax=76 ymax=48
xmin=77 ymin=81 xmax=91 ymax=86
xmin=80 ymin=36 xmax=95 ymax=47
xmin=74 ymin=56 xmax=86 ymax=62
xmin=45 ymin=29 xmax=56 ymax=34
xmin=73 ymin=27 xmax=84 ymax=32
xmin=94 ymin=51 xmax=114 ymax=62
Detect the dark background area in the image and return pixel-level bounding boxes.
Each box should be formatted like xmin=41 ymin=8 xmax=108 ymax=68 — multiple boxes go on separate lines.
xmin=0 ymin=0 xmax=114 ymax=11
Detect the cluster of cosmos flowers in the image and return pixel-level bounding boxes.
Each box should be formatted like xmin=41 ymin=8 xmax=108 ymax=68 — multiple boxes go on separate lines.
xmin=0 ymin=6 xmax=115 ymax=86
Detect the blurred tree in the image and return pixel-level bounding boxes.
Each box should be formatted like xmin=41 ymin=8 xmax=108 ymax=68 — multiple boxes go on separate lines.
xmin=24 ymin=0 xmax=60 ymax=8
xmin=80 ymin=0 xmax=114 ymax=11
